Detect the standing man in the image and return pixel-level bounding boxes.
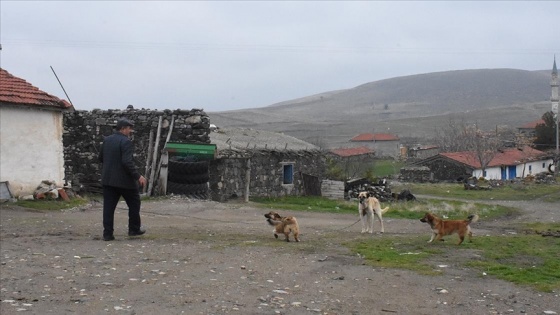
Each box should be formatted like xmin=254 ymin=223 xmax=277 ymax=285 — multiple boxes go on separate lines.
xmin=99 ymin=119 xmax=147 ymax=241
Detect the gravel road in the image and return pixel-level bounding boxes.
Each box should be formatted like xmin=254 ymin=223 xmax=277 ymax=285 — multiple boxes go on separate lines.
xmin=1 ymin=196 xmax=559 ymax=315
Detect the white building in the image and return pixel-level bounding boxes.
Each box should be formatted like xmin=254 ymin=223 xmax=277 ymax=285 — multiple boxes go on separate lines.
xmin=0 ymin=69 xmax=73 ymax=197
xmin=440 ymin=146 xmax=553 ymax=180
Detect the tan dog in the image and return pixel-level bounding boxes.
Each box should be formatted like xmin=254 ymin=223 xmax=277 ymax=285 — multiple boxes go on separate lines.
xmin=264 ymin=211 xmax=300 ymax=242
xmin=420 ymin=212 xmax=479 ymax=245
xmin=358 ymin=192 xmax=389 ymax=234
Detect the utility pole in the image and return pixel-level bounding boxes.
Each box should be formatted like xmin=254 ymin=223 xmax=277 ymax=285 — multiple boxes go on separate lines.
xmin=550 ymin=56 xmax=559 ymax=175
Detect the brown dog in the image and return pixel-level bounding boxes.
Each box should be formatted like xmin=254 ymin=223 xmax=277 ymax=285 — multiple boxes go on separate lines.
xmin=420 ymin=212 xmax=479 ymax=245
xmin=264 ymin=211 xmax=300 ymax=242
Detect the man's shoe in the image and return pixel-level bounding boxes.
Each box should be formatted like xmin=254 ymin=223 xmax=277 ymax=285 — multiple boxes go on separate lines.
xmin=103 ymin=235 xmax=115 ymax=241
xmin=128 ymin=227 xmax=146 ymax=236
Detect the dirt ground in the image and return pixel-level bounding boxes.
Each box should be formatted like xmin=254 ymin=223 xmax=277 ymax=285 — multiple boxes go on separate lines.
xmin=1 ymin=195 xmax=559 ymax=315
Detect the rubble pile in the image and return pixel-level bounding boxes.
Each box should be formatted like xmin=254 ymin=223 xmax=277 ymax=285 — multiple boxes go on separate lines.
xmin=14 ymin=180 xmax=75 ymax=201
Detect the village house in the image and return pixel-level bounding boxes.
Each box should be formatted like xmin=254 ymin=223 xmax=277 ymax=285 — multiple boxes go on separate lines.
xmin=408 ymin=146 xmax=553 ymax=181
xmin=0 ymin=69 xmax=73 ymax=197
xmin=349 ymin=133 xmax=400 ymax=158
xmin=206 ymin=127 xmax=326 ymax=201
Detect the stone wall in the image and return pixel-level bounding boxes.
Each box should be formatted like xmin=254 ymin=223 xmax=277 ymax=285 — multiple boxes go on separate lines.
xmin=399 ymin=166 xmax=432 ymax=182
xmin=63 ymin=108 xmax=210 ymax=193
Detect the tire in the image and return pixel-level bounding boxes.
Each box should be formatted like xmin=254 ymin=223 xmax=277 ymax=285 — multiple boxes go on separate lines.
xmin=168 ymin=172 xmax=209 ymax=184
xmin=168 ymin=160 xmax=209 ymax=175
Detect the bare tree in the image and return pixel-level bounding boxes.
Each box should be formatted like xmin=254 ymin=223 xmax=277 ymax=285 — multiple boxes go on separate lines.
xmin=434 ymin=118 xmax=502 ymax=174
xmin=470 ymin=130 xmax=501 ymax=174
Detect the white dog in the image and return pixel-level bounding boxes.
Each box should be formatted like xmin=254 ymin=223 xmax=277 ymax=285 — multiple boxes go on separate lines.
xmin=358 ymin=191 xmax=389 ymax=234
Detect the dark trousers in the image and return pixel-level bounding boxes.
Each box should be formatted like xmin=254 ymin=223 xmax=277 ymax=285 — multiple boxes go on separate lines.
xmin=102 ymin=185 xmax=141 ymax=237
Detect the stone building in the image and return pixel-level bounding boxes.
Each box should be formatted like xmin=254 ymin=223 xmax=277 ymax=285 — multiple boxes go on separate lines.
xmin=207 ymin=127 xmax=325 ymax=202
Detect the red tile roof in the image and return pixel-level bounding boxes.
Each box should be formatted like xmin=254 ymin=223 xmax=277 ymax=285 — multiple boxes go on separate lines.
xmin=440 ymin=146 xmax=546 ymax=168
xmin=330 ymin=146 xmax=374 ymax=157
xmin=0 ymin=68 xmax=72 ymax=110
xmin=519 ymin=119 xmax=545 ymax=129
xmin=350 ymin=133 xmax=399 ymax=142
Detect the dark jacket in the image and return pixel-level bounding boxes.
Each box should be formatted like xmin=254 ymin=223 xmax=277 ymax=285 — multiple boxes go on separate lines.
xmin=99 ymin=131 xmax=141 ymax=189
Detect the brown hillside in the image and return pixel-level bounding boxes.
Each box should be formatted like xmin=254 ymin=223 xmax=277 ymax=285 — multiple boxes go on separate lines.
xmin=209 ymin=69 xmax=553 ymax=149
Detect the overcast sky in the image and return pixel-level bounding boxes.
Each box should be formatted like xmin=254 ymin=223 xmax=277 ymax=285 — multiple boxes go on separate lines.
xmin=1 ymin=1 xmax=558 ymax=112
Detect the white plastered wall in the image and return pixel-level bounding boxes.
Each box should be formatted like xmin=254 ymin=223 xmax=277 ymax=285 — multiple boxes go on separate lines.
xmin=472 ymin=158 xmax=554 ymax=180
xmin=0 ymin=106 xmax=65 ymax=197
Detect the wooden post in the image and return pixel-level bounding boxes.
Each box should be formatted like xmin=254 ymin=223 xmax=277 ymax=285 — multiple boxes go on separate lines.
xmin=154 ymin=115 xmax=175 ymax=195
xmin=143 ymin=129 xmax=154 ymax=194
xmin=147 ymin=116 xmax=163 ymax=196
xmin=165 ymin=115 xmax=175 ymax=144
xmin=244 ymin=158 xmax=251 ymax=203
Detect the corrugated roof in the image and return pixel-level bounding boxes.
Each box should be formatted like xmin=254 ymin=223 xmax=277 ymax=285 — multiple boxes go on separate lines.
xmin=350 ymin=133 xmax=399 ymax=142
xmin=210 ymin=127 xmax=319 ymax=157
xmin=440 ymin=146 xmax=546 ymax=168
xmin=330 ymin=146 xmax=374 ymax=157
xmin=519 ymin=119 xmax=545 ymax=129
xmin=0 ymin=68 xmax=72 ymax=110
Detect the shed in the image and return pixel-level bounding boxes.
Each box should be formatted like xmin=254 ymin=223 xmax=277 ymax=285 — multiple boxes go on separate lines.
xmin=208 ymin=127 xmax=326 ymax=201
xmin=0 ymin=68 xmax=73 ymax=197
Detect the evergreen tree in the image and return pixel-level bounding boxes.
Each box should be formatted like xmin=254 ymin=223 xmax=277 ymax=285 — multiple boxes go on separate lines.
xmin=534 ymin=111 xmax=558 ymax=150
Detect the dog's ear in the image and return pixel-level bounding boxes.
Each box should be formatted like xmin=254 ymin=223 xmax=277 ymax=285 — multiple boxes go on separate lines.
xmin=367 ymin=192 xmax=372 ymax=198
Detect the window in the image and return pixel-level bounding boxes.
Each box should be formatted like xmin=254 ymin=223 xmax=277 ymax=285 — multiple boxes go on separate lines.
xmin=283 ymin=164 xmax=294 ymax=184
xmin=483 ymin=170 xmax=487 ymax=177
xmin=529 ymin=165 xmax=532 ymax=171
xmin=543 ymin=163 xmax=546 ymax=168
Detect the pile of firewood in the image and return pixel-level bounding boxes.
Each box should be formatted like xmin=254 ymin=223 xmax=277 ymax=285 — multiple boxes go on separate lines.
xmin=345 ymin=178 xmax=417 ymax=202
xmin=346 ymin=179 xmax=391 ymax=201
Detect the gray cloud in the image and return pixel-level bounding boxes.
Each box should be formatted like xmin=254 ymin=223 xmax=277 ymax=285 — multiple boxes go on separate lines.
xmin=1 ymin=1 xmax=558 ymax=112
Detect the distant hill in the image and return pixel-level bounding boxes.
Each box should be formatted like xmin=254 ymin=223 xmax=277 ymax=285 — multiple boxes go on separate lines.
xmin=209 ymin=69 xmax=553 ymax=149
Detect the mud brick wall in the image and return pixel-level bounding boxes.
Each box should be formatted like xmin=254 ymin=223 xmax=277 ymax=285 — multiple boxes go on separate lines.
xmin=208 ymin=150 xmax=325 ymax=202
xmin=63 ymin=108 xmax=210 ymax=193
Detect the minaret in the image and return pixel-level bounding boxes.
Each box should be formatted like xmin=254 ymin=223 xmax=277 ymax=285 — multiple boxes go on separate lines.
xmin=552 ymin=56 xmax=558 ymax=115
xmin=552 ymin=56 xmax=559 ymax=158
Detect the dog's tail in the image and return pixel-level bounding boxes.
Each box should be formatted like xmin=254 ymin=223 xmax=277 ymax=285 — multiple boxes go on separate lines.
xmin=381 ymin=207 xmax=389 ymax=214
xmin=467 ymin=214 xmax=479 ymax=224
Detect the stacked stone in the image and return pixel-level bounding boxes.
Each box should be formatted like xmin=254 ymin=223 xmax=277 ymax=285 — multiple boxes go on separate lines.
xmin=168 ymin=108 xmax=211 ymax=143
